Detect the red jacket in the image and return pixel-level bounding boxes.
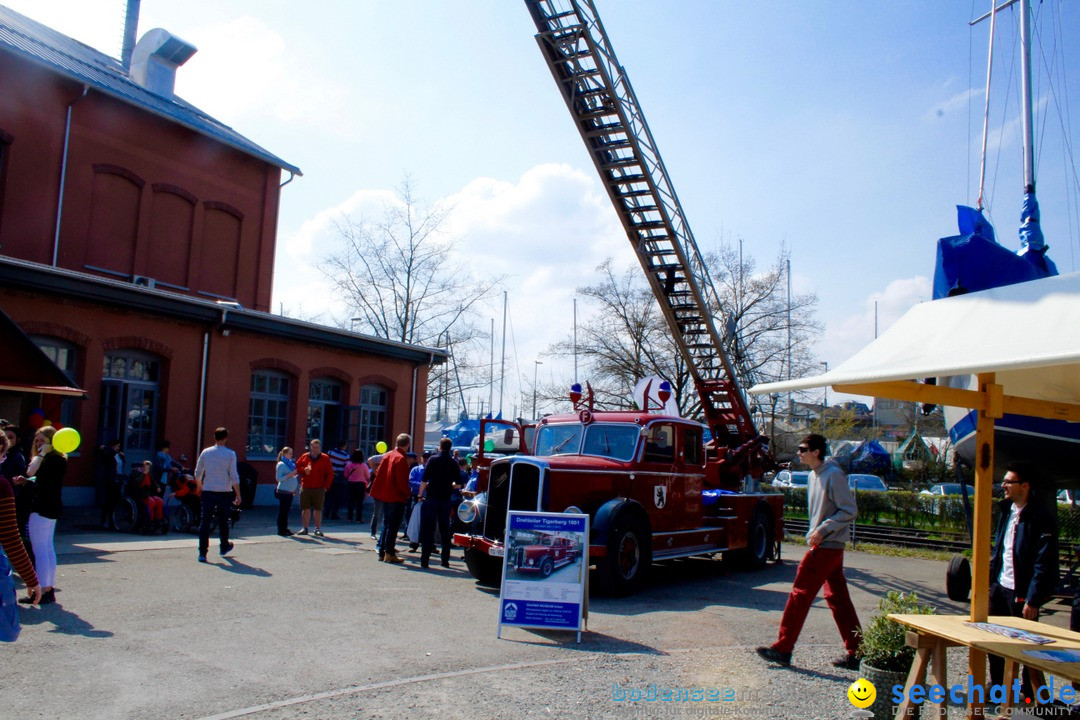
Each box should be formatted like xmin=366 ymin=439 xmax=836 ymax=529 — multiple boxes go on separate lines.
xmin=296 ymin=452 xmax=334 ymax=491
xmin=370 ymin=448 xmax=410 ymax=503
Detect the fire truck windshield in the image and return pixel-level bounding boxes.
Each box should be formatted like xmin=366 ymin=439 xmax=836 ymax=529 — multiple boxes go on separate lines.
xmin=534 ymin=423 xmax=639 ymax=461
xmin=535 ymin=424 xmax=582 ymax=456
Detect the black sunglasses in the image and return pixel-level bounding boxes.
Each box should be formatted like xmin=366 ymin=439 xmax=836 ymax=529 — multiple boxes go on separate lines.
xmin=796 ymin=446 xmax=810 ymax=453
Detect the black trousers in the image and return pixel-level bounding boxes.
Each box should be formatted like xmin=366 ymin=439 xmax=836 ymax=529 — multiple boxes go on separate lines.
xmin=988 ymin=582 xmax=1037 ymax=698
xmin=346 ymin=483 xmax=366 ymax=521
xmin=100 ymin=481 xmax=122 ymax=526
xmin=198 ymin=491 xmax=234 ymax=556
xmin=275 ymin=490 xmax=294 ymax=532
xmin=420 ymin=498 xmax=451 ymax=565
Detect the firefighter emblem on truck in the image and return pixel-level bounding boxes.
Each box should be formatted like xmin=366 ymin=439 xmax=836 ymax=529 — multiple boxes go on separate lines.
xmin=654 ymin=484 xmax=667 ymax=509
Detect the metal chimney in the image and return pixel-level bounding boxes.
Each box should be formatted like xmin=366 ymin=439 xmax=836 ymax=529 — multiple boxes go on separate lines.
xmin=129 ymin=28 xmax=197 ymax=99
xmin=121 ymin=0 xmax=141 ymax=71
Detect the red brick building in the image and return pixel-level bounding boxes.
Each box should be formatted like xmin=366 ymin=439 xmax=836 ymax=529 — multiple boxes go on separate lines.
xmin=0 ymin=7 xmax=445 ymax=505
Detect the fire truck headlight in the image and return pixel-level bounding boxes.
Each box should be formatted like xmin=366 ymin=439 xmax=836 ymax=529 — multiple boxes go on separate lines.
xmin=527 ymin=558 xmax=535 ymax=566
xmin=564 ymin=505 xmax=583 ymax=515
xmin=458 ymin=500 xmax=479 ymax=525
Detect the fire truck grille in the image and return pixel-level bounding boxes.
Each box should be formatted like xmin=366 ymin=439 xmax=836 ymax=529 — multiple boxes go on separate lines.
xmin=482 ymin=461 xmax=545 ymax=543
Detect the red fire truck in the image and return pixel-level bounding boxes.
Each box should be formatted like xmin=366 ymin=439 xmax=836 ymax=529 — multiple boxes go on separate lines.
xmin=510 ymin=531 xmax=580 ymax=577
xmin=452 ymin=0 xmax=785 ymax=595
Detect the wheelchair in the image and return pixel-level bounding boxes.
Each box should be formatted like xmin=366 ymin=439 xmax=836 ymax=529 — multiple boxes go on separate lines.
xmin=112 ymin=473 xmax=170 ymax=535
xmin=164 ymin=474 xmax=243 ymax=534
xmin=165 ymin=473 xmax=202 ymax=533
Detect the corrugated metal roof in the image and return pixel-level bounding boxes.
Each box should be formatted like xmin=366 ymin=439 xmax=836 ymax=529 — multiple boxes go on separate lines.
xmin=0 ymin=4 xmax=301 ymax=176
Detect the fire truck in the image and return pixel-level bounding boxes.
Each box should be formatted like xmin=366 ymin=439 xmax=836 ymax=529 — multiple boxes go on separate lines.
xmin=509 ymin=531 xmax=581 ymax=577
xmin=452 ymin=0 xmax=784 ymax=596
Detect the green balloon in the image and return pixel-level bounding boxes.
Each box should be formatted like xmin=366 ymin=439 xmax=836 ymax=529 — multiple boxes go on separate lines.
xmin=483 ymin=439 xmax=495 ymax=452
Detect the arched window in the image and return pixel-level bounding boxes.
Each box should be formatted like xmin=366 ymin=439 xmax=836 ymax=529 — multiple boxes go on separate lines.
xmin=307 ymin=378 xmax=343 ymax=446
xmin=31 ymin=336 xmax=78 ymax=429
xmin=357 ymin=384 xmax=388 ymax=457
xmin=248 ymin=370 xmax=290 ymax=459
xmin=99 ymin=350 xmax=161 ymax=469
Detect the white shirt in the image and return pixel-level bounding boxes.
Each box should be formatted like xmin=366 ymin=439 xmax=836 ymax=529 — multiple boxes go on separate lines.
xmin=999 ymin=503 xmax=1023 ymax=591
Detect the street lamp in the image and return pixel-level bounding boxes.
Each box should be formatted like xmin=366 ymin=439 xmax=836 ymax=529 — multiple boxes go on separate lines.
xmin=820 ymin=361 xmax=829 ymax=419
xmin=532 ymin=360 xmax=543 ymax=421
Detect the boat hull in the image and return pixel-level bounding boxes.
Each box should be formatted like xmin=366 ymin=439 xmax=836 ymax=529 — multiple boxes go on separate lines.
xmin=945 ymin=405 xmax=1080 ymax=489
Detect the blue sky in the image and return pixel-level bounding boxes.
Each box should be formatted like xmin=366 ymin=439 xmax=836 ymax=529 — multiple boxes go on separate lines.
xmin=8 ymin=0 xmax=1079 ymax=418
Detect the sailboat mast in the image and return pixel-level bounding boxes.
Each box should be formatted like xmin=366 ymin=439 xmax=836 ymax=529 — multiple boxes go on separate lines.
xmin=1020 ymin=0 xmax=1035 ymax=194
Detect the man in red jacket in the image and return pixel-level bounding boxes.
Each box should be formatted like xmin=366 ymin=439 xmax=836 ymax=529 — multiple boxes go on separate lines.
xmin=296 ymin=439 xmax=334 ymax=537
xmin=370 ymin=433 xmax=412 ymax=563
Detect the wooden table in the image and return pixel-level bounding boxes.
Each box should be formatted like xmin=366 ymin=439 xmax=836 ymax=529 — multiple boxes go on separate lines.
xmin=889 ymin=614 xmax=1080 ymax=716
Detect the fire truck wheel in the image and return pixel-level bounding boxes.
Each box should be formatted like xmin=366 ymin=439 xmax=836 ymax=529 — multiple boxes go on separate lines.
xmin=538 ymin=556 xmax=554 ymax=578
xmin=740 ymin=509 xmax=772 ymax=571
xmin=464 ymin=548 xmax=503 ymax=588
xmin=599 ymin=512 xmax=651 ymax=596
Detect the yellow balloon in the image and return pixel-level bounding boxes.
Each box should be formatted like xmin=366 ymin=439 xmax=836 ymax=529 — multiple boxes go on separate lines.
xmin=42 ymin=419 xmax=53 ymax=427
xmin=52 ymin=427 xmax=81 ymax=454
xmin=375 ymin=441 xmax=388 ymax=454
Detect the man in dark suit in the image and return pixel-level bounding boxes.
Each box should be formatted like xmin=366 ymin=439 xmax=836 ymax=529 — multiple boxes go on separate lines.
xmin=987 ymin=460 xmax=1059 ymax=698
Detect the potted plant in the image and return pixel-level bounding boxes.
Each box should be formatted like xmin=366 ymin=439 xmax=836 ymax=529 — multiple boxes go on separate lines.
xmin=858 ymin=590 xmax=935 ymax=720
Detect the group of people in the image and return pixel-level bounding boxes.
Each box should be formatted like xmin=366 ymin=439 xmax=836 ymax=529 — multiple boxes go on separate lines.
xmin=756 ymin=433 xmax=1059 ymax=704
xmin=269 ymin=433 xmax=476 ymax=570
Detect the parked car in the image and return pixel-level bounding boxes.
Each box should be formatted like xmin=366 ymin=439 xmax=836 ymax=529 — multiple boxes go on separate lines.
xmin=848 ymin=474 xmax=887 ymax=492
xmin=773 ymin=470 xmax=810 ymax=489
xmin=921 ymin=483 xmax=975 ymax=497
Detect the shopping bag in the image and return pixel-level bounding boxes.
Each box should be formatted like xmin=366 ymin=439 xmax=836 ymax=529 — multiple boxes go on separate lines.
xmin=406 ymin=501 xmax=423 ymax=542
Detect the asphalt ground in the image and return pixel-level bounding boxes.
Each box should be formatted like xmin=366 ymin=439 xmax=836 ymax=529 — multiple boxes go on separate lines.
xmin=5 ymin=505 xmax=1077 ymax=720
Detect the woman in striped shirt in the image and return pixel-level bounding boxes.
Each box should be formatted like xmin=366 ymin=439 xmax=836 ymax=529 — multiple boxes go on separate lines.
xmin=0 ymin=430 xmax=41 ymax=605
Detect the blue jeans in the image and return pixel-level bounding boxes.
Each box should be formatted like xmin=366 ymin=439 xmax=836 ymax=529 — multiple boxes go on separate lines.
xmin=370 ymin=499 xmax=383 ymax=537
xmin=378 ymin=501 xmax=405 ymax=556
xmin=199 ymin=491 xmax=235 ymax=556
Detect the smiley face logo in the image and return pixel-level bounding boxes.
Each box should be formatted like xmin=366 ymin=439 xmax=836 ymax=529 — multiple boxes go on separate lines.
xmin=847 ymin=678 xmax=876 ymax=709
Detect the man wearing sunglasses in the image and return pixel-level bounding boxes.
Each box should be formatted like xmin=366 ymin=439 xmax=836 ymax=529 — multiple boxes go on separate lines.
xmin=757 ymin=433 xmax=862 ymax=670
xmin=987 ymin=461 xmax=1058 ymax=699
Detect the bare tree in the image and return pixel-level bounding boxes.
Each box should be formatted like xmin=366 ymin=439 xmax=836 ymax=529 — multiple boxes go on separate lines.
xmin=323 ymin=177 xmax=503 ymax=418
xmin=543 ymin=260 xmax=691 ymax=411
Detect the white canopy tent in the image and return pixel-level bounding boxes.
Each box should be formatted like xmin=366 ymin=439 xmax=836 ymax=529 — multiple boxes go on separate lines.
xmin=749 ymin=271 xmax=1080 ymax=685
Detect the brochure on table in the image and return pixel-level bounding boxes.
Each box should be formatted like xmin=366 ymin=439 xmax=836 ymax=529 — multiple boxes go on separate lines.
xmin=497 ymin=511 xmax=588 ymax=642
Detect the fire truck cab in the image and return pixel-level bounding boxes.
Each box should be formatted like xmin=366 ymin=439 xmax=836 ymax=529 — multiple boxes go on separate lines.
xmin=453 ymin=410 xmax=783 ymax=596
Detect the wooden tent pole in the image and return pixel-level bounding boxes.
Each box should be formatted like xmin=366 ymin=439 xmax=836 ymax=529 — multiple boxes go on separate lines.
xmin=968 ymin=372 xmax=1001 ymax=693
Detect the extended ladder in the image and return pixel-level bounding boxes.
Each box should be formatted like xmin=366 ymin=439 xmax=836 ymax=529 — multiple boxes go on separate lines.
xmin=524 ymin=0 xmax=763 ymax=455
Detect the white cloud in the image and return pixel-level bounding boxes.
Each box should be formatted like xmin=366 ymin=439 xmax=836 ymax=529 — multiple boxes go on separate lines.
xmin=820 ymin=275 xmax=932 ymax=368
xmin=272 ymin=165 xmax=634 ymax=415
xmin=171 ymin=16 xmax=358 ymax=140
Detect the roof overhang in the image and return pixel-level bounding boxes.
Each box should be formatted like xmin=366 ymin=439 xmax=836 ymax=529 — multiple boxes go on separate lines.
xmin=0 ymin=306 xmax=84 ymax=397
xmin=749 ymin=271 xmax=1080 ymax=419
xmin=0 ymin=257 xmax=448 ymax=367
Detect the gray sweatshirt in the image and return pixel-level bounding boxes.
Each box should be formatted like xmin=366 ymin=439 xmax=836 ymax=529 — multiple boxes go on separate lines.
xmin=806 ymin=459 xmax=857 ymax=549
